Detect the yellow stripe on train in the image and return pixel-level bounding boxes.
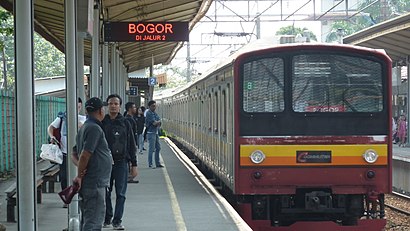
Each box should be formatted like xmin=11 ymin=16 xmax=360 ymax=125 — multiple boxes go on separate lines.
xmin=240 ymin=144 xmax=388 ymax=166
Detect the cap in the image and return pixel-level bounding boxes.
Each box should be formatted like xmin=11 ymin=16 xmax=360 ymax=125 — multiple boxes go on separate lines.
xmin=85 ymin=97 xmax=107 ymax=112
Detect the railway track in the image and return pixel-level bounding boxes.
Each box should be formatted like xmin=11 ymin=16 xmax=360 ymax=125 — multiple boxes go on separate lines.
xmin=385 ymin=192 xmax=410 ymax=216
xmin=384 ymin=191 xmax=410 ymax=231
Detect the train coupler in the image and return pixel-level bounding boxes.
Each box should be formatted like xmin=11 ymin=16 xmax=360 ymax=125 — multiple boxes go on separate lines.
xmin=305 ymin=191 xmax=332 ymax=210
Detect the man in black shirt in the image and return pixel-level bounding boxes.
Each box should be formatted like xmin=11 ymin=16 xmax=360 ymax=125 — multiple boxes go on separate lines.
xmin=102 ymin=94 xmax=138 ymax=230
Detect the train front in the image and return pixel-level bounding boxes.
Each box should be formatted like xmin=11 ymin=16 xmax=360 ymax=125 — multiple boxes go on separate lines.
xmin=234 ymin=45 xmax=392 ymax=231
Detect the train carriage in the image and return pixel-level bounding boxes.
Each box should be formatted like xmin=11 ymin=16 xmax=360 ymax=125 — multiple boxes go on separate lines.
xmin=157 ymin=40 xmax=392 ymax=231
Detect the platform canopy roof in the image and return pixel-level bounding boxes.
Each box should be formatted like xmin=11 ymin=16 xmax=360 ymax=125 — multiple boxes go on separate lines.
xmin=343 ymin=12 xmax=410 ymax=65
xmin=0 ymin=0 xmax=212 ymax=72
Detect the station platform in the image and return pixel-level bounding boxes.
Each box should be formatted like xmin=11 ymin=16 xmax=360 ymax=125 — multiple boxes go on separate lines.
xmin=0 ymin=140 xmax=407 ymax=230
xmin=0 ymin=138 xmax=251 ymax=231
xmin=392 ymin=144 xmax=410 ymax=162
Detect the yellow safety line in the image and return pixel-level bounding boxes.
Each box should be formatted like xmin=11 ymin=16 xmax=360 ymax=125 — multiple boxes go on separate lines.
xmin=161 ymin=156 xmax=187 ymax=231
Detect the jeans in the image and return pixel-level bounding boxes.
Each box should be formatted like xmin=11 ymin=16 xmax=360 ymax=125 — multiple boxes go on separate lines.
xmin=60 ymin=154 xmax=67 ymax=191
xmin=147 ymin=132 xmax=161 ymax=166
xmin=79 ymin=186 xmax=106 ymax=231
xmin=105 ymin=159 xmax=128 ymax=225
xmin=137 ymin=133 xmax=144 ymax=153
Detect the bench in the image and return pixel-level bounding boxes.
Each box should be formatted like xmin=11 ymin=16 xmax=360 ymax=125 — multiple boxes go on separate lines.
xmin=39 ymin=163 xmax=57 ymax=175
xmin=40 ymin=163 xmax=60 ymax=193
xmin=5 ymin=177 xmax=44 ymax=222
xmin=5 ymin=163 xmax=60 ymax=222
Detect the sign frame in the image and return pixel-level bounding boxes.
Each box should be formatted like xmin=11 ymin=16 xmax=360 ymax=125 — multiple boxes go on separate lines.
xmin=104 ymin=21 xmax=189 ymax=42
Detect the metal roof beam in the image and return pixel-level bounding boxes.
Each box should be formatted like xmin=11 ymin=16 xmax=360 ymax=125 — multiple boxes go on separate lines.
xmin=364 ymin=40 xmax=409 ymax=59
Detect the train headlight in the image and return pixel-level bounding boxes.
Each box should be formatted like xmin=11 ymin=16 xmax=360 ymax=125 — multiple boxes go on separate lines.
xmin=250 ymin=150 xmax=265 ymax=164
xmin=363 ymin=149 xmax=378 ymax=163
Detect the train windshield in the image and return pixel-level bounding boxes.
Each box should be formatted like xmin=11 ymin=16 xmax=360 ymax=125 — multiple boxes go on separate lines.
xmin=242 ymin=58 xmax=284 ymax=112
xmin=292 ymin=54 xmax=383 ymax=113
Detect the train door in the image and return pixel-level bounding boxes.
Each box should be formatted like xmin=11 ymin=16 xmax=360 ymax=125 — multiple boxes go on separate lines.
xmin=212 ymin=90 xmax=219 ymax=172
xmin=198 ymin=95 xmax=203 ymax=158
xmin=227 ymin=82 xmax=234 ymax=187
xmin=206 ymin=92 xmax=212 ymax=164
xmin=192 ymin=96 xmax=197 ymax=151
xmin=216 ymin=88 xmax=222 ymax=177
xmin=220 ymin=87 xmax=228 ymax=181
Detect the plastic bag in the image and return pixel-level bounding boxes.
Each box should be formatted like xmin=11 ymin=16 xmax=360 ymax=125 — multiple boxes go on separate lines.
xmin=40 ymin=143 xmax=63 ymax=164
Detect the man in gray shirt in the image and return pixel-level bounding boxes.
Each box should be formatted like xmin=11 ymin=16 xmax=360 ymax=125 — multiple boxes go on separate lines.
xmin=73 ymin=97 xmax=112 ymax=230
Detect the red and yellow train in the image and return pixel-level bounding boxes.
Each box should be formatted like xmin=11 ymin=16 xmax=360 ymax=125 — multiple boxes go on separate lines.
xmin=157 ymin=40 xmax=392 ymax=230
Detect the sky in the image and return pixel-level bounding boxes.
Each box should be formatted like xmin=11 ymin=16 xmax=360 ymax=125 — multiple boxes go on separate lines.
xmin=169 ymin=0 xmax=361 ymax=76
xmin=170 ymin=0 xmax=326 ymax=76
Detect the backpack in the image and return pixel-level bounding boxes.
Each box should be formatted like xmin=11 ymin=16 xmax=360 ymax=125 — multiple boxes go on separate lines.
xmin=104 ymin=118 xmax=128 ymax=161
xmin=51 ymin=111 xmax=66 ymax=147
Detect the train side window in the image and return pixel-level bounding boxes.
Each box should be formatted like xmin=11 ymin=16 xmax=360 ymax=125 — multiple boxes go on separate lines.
xmin=222 ymin=89 xmax=227 ymax=136
xmin=214 ymin=92 xmax=218 ymax=133
xmin=199 ymin=96 xmax=202 ymax=128
xmin=208 ymin=93 xmax=211 ymax=131
xmin=242 ymin=58 xmax=284 ymax=112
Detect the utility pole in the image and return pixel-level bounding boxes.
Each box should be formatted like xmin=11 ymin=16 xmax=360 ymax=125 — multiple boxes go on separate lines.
xmin=187 ymin=41 xmax=191 ymax=82
xmin=2 ymin=46 xmax=6 ymax=90
xmin=380 ymin=0 xmax=389 ymax=22
xmin=407 ymin=56 xmax=410 ymax=146
xmin=336 ymin=28 xmax=344 ymax=44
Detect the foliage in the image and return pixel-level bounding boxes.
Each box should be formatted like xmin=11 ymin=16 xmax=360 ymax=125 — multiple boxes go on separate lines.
xmin=33 ymin=33 xmax=65 ymax=78
xmin=0 ymin=8 xmax=13 ymax=90
xmin=0 ymin=6 xmax=65 ymax=91
xmin=154 ymin=64 xmax=188 ymax=89
xmin=0 ymin=9 xmax=12 ymax=50
xmin=275 ymin=25 xmax=318 ymax=41
xmin=326 ymin=0 xmax=410 ymax=42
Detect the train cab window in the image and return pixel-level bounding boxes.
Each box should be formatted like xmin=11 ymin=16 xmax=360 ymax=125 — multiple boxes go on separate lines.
xmin=242 ymin=58 xmax=284 ymax=112
xmin=292 ymin=54 xmax=383 ymax=113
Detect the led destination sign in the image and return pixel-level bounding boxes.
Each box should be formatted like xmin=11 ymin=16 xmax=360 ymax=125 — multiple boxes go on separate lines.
xmin=104 ymin=22 xmax=189 ymax=42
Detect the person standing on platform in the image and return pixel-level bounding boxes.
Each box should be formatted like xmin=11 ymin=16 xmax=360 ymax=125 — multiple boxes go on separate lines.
xmin=123 ymin=102 xmax=138 ymax=145
xmin=72 ymin=97 xmax=112 ymax=231
xmin=124 ymin=102 xmax=140 ymax=183
xmin=47 ymin=97 xmax=86 ymax=208
xmin=141 ymin=106 xmax=147 ymax=151
xmin=135 ymin=107 xmax=145 ymax=155
xmin=102 ymin=94 xmax=138 ymax=230
xmin=145 ymin=100 xmax=163 ymax=169
xmin=397 ymin=114 xmax=407 ymax=147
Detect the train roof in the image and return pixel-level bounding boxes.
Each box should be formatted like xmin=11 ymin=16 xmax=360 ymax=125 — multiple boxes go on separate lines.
xmin=195 ymin=37 xmax=389 ymax=83
xmin=155 ymin=38 xmax=390 ymax=100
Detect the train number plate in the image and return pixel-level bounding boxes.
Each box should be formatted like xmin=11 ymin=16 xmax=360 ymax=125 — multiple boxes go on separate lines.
xmin=296 ymin=151 xmax=331 ymax=163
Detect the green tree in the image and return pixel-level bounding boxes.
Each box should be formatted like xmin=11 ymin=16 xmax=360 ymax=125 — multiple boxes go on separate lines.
xmin=33 ymin=33 xmax=65 ymax=78
xmin=275 ymin=25 xmax=318 ymax=41
xmin=326 ymin=0 xmax=410 ymax=43
xmin=391 ymin=0 xmax=410 ymax=13
xmin=0 ymin=6 xmax=66 ymax=91
xmin=154 ymin=64 xmax=188 ymax=89
xmin=325 ymin=20 xmax=364 ymax=43
xmin=0 ymin=8 xmax=13 ymax=90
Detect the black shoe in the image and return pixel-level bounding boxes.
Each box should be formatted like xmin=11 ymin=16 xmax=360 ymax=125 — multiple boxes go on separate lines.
xmin=156 ymin=164 xmax=164 ymax=168
xmin=128 ymin=179 xmax=139 ymax=183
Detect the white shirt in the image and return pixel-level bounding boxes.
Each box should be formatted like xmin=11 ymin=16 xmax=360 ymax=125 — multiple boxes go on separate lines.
xmin=50 ymin=114 xmax=86 ymax=153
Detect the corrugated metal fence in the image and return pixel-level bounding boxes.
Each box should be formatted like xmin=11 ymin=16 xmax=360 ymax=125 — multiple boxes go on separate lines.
xmin=0 ymin=89 xmax=65 ymax=174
